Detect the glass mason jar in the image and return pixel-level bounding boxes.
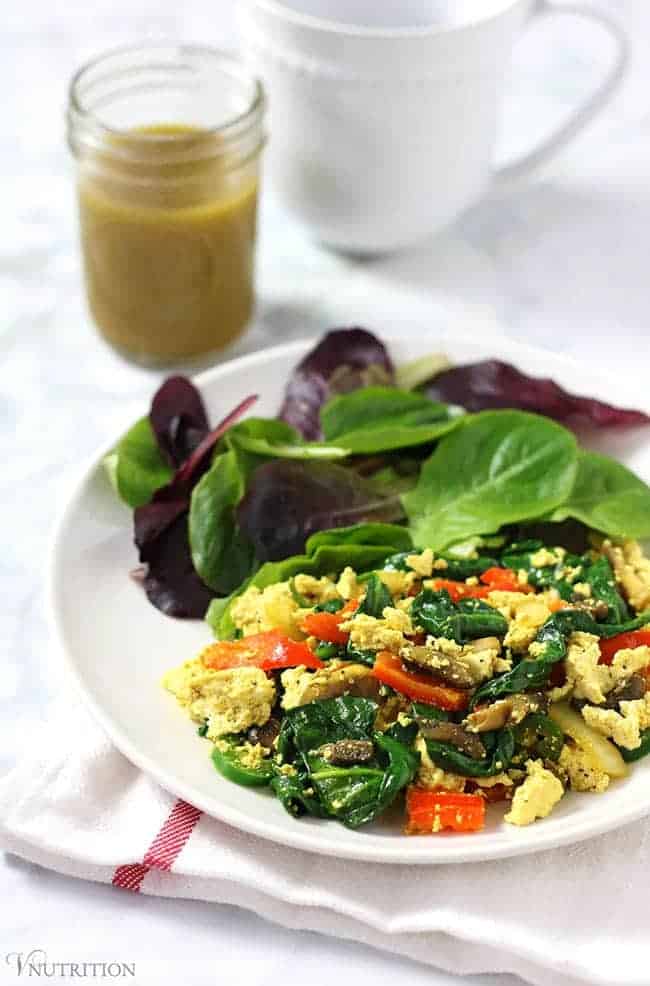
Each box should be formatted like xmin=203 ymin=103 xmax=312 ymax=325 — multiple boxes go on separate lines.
xmin=67 ymin=44 xmax=265 ymax=365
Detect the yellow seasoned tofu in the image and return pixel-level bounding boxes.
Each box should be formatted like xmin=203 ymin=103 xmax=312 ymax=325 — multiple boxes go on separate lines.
xmin=280 ymin=661 xmax=380 ymax=710
xmin=582 ymin=694 xmax=650 ymax=751
xmin=559 ymin=744 xmax=610 ymax=793
xmin=340 ymin=611 xmax=410 ymax=653
xmin=163 ymin=659 xmax=276 ymax=740
xmin=504 ymin=759 xmax=564 ymax=826
xmin=230 ymin=582 xmax=301 ymax=638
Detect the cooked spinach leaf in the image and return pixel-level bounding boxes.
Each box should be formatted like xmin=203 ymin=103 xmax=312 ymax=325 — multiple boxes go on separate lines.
xmin=425 ymin=728 xmax=515 ymax=777
xmin=512 ymin=714 xmax=564 ymax=761
xmin=411 ymin=589 xmax=508 ymax=643
xmin=211 ymin=737 xmax=274 ymax=787
xmin=273 ymin=697 xmax=419 ymax=828
xmin=402 ymin=411 xmax=578 ymax=551
xmin=357 ymin=573 xmax=392 ymax=618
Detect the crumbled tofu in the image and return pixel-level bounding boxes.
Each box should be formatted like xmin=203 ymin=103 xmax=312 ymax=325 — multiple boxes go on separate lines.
xmin=406 ymin=548 xmax=435 ymax=578
xmin=402 ymin=635 xmax=503 ymax=685
xmin=530 ymin=547 xmax=564 ymax=568
xmin=414 ymin=735 xmax=466 ymax=792
xmin=340 ymin=612 xmax=407 ymax=653
xmin=504 ymin=759 xmax=564 ymax=826
xmin=485 ymin=589 xmax=533 ymax=620
xmin=293 ymin=574 xmax=339 ymax=603
xmin=163 ymin=661 xmax=275 ymax=739
xmin=432 ymin=557 xmax=449 ymax=571
xmin=378 ymin=569 xmax=416 ymax=597
xmin=231 ymin=582 xmax=301 ymax=638
xmin=582 ymin=694 xmax=650 ymax=750
xmin=503 ymin=597 xmax=553 ymax=654
xmin=280 ymin=661 xmax=378 ymax=710
xmin=603 ymin=539 xmax=650 ymax=612
xmin=559 ymin=743 xmax=610 ymax=793
xmin=565 ymin=631 xmax=612 ymax=705
xmin=610 ymin=646 xmax=650 ymax=681
xmin=336 ymin=566 xmax=360 ymax=601
xmin=572 ymin=582 xmax=592 ymax=599
xmin=381 ymin=606 xmax=414 ymax=634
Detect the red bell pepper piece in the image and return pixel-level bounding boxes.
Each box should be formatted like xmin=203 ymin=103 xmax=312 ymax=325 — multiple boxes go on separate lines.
xmin=201 ymin=630 xmax=324 ymax=672
xmin=405 ymin=787 xmax=486 ymax=834
xmin=599 ymin=628 xmax=650 ymax=666
xmin=372 ymin=651 xmax=469 ymax=711
xmin=300 ymin=599 xmax=358 ymax=644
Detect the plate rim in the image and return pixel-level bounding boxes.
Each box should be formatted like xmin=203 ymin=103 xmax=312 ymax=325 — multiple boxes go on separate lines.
xmin=48 ymin=332 xmax=650 ymax=865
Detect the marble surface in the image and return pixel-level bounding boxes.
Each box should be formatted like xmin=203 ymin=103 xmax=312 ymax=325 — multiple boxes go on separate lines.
xmin=2 ymin=1 xmax=649 ymax=983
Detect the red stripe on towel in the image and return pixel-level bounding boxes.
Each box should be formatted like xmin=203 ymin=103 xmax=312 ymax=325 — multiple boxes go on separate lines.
xmin=112 ymin=800 xmax=202 ymax=892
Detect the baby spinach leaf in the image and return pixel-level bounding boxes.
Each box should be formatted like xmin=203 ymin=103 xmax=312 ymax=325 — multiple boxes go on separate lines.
xmin=229 ymin=417 xmax=350 ymax=461
xmin=512 ymin=714 xmax=564 ymax=762
xmin=321 ymin=386 xmax=460 ymax=454
xmin=402 ymin=411 xmax=579 ymax=551
xmin=104 ymin=417 xmax=173 ymax=509
xmin=411 ymin=589 xmax=508 ymax=643
xmin=550 ymin=450 xmax=650 ymax=539
xmin=425 ymin=728 xmax=515 ymax=777
xmin=188 ymin=449 xmax=255 ymax=595
xmin=306 ymin=524 xmax=412 ymax=553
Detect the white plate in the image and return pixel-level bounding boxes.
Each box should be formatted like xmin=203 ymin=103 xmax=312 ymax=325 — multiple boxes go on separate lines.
xmin=50 ymin=329 xmax=650 ymax=864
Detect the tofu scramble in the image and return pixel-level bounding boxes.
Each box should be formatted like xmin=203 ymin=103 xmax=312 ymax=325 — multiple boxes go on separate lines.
xmin=163 ymin=534 xmax=650 ymax=834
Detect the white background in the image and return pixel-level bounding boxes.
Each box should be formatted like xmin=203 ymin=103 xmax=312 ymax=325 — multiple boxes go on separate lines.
xmin=2 ymin=1 xmax=650 ymax=983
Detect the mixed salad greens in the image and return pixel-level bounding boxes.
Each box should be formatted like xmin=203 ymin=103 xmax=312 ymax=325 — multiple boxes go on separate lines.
xmin=106 ymin=328 xmax=650 ymax=834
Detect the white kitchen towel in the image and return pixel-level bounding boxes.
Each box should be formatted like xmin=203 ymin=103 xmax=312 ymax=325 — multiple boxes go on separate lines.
xmin=1 ymin=699 xmax=648 ymax=986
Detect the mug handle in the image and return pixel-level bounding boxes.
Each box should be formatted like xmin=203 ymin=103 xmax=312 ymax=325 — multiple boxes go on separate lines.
xmin=493 ymin=0 xmax=629 ymax=187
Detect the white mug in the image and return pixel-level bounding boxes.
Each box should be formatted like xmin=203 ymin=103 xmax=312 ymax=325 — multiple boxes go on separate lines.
xmin=241 ymin=0 xmax=628 ymax=253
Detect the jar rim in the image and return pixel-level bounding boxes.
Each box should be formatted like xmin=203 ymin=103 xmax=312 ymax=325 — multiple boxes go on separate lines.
xmin=68 ymin=42 xmax=265 ymax=144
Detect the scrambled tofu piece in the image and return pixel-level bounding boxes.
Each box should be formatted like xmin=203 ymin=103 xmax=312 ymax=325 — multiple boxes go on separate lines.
xmin=405 ymin=548 xmax=435 ymax=577
xmin=559 ymin=743 xmax=610 ymax=793
xmin=564 ymin=632 xmax=612 ymax=705
xmin=414 ymin=735 xmax=466 ymax=792
xmin=530 ymin=547 xmax=565 ymax=568
xmin=163 ymin=660 xmax=275 ymax=740
xmin=340 ymin=610 xmax=410 ymax=653
xmin=504 ymin=759 xmax=564 ymax=826
xmin=603 ymin=538 xmax=650 ymax=612
xmin=280 ymin=661 xmax=380 ymax=710
xmin=230 ymin=583 xmax=301 ymax=638
xmin=292 ymin=574 xmax=339 ymax=604
xmin=610 ymin=645 xmax=650 ymax=681
xmin=336 ymin=566 xmax=361 ymax=601
xmin=582 ymin=694 xmax=650 ymax=751
xmin=503 ymin=596 xmax=553 ymax=654
xmin=378 ymin=569 xmax=417 ymax=597
xmin=406 ymin=635 xmax=506 ymax=685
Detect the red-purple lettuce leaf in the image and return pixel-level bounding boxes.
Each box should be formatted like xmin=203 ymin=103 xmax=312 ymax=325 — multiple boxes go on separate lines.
xmin=236 ymin=459 xmax=404 ymax=562
xmin=149 ymin=375 xmax=210 ymax=468
xmin=279 ymin=328 xmax=394 ymax=440
xmin=426 ymin=360 xmax=650 ymax=428
xmin=134 ymin=394 xmax=257 ymax=618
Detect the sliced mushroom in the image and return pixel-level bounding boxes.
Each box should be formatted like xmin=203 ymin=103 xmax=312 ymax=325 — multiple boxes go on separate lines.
xmin=319 ymin=739 xmax=375 ymax=766
xmin=421 ymin=721 xmax=486 ymax=759
xmin=602 ymin=673 xmax=647 ymax=709
xmin=402 ymin=645 xmax=477 ymax=689
xmin=464 ymin=692 xmax=548 ymax=733
xmin=247 ymin=717 xmax=281 ymax=749
xmin=570 ymin=599 xmax=610 ymax=621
